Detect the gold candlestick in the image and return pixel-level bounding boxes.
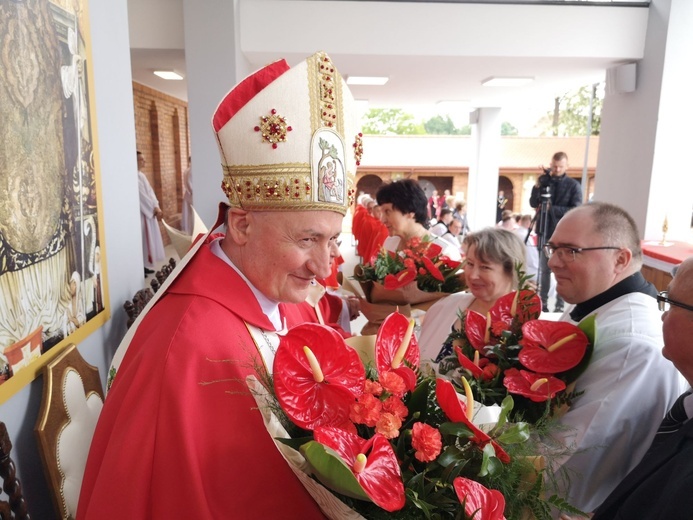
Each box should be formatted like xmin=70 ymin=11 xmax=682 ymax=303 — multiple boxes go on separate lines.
xmin=660 ymin=215 xmax=669 ymax=245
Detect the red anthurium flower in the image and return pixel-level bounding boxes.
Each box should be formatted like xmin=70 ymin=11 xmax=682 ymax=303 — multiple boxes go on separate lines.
xmin=519 ymin=320 xmax=589 ymax=374
xmin=440 ymin=256 xmax=462 ymax=270
xmin=422 ymin=256 xmax=445 ymax=281
xmin=314 ymin=426 xmax=406 ymax=512
xmin=454 ymin=346 xmax=484 ymax=379
xmin=503 ymin=368 xmax=566 ymax=403
xmin=274 ymin=323 xmax=365 ymax=430
xmin=376 ymin=312 xmax=420 ymax=392
xmin=464 ymin=310 xmax=495 ymax=352
xmin=383 ymin=268 xmax=416 ymax=290
xmin=494 ymin=290 xmax=542 ymax=324
xmin=453 ymin=477 xmax=507 ymax=520
xmin=423 ymin=241 xmax=443 ymax=259
xmin=488 ymin=290 xmax=538 ymax=327
xmin=435 ymin=379 xmax=510 ymax=464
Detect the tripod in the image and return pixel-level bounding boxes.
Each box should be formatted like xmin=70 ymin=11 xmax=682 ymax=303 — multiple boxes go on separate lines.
xmin=527 ymin=186 xmax=551 ymax=306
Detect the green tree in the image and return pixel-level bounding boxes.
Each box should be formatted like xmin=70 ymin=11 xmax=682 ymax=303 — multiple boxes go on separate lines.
xmin=423 ymin=114 xmax=470 ymax=135
xmin=501 ymin=121 xmax=519 ymax=136
xmin=542 ymin=84 xmax=603 ymax=136
xmin=361 ymin=108 xmax=424 ymax=135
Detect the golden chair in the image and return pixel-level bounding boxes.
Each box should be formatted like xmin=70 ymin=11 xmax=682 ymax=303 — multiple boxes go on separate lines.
xmin=35 ymin=344 xmax=104 ymax=520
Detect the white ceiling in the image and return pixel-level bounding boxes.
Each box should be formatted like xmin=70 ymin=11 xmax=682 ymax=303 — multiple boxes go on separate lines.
xmin=128 ymin=0 xmax=649 ymax=114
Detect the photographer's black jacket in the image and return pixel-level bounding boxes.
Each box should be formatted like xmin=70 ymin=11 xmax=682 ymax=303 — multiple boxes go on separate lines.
xmin=529 ymin=173 xmax=582 ymax=240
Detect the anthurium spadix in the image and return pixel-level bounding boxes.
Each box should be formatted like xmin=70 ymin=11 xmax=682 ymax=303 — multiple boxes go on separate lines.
xmin=274 ymin=323 xmax=365 ymax=430
xmin=303 ymin=426 xmax=406 ymax=512
xmin=375 ymin=311 xmax=420 ymax=392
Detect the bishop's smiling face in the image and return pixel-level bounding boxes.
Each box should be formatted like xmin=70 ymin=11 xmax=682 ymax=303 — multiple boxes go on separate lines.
xmin=230 ymin=210 xmax=343 ymax=303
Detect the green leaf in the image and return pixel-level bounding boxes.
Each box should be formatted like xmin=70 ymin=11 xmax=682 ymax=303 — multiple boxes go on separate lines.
xmin=439 ymin=422 xmax=475 ymax=438
xmin=578 ymin=313 xmax=597 ymax=345
xmin=559 ymin=314 xmax=597 ymax=383
xmin=437 ymin=445 xmax=466 ymax=467
xmin=478 ymin=443 xmax=496 ymax=477
xmin=495 ymin=394 xmax=514 ymax=431
xmin=408 ymin=378 xmax=433 ymax=418
xmin=496 ymin=422 xmax=531 ymax=444
xmin=275 ymin=435 xmax=313 ymax=451
xmin=299 ymin=441 xmax=371 ymax=502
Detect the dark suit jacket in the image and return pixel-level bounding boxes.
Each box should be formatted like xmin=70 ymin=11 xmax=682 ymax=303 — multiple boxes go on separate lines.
xmin=592 ymin=418 xmax=693 ymax=519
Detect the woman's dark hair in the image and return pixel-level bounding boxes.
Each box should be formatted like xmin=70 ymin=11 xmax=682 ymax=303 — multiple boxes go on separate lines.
xmin=375 ymin=179 xmax=429 ymax=227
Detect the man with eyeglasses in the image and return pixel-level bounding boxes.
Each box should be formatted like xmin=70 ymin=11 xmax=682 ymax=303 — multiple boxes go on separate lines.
xmin=587 ymin=258 xmax=693 ymax=519
xmin=543 ymin=202 xmax=683 ymax=513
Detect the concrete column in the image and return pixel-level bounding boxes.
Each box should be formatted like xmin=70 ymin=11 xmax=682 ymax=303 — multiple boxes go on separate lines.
xmin=182 ymin=0 xmax=240 ymax=227
xmin=596 ymin=0 xmax=693 ymax=241
xmin=467 ymin=107 xmax=501 ymax=231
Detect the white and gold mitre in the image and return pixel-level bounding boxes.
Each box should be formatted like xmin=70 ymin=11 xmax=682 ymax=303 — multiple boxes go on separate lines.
xmin=212 ymin=51 xmax=362 ymax=215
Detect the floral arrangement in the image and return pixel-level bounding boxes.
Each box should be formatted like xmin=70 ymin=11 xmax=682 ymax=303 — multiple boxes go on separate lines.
xmin=265 ymin=310 xmax=584 ymax=519
xmin=437 ymin=271 xmax=595 ymax=424
xmin=354 ymin=237 xmax=465 ymax=297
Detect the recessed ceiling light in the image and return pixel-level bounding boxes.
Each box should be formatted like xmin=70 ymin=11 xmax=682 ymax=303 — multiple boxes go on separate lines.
xmin=153 ymin=70 xmax=184 ymax=81
xmin=346 ymin=76 xmax=389 ymax=86
xmin=481 ymin=77 xmax=534 ymax=87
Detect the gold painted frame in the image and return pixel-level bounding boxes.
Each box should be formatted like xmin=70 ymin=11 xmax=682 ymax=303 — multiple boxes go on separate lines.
xmin=0 ymin=0 xmax=109 ymax=404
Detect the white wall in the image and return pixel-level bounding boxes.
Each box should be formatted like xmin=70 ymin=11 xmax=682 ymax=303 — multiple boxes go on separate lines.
xmin=597 ymin=0 xmax=693 ymax=241
xmin=128 ymin=0 xmax=185 ymax=49
xmin=1 ymin=1 xmax=142 ymax=517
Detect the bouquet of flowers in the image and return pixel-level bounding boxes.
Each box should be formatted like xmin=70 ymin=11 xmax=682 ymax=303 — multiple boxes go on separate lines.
xmin=259 ymin=310 xmax=584 ymax=519
xmin=437 ymin=271 xmax=595 ymax=424
xmin=352 ymin=237 xmax=465 ymax=335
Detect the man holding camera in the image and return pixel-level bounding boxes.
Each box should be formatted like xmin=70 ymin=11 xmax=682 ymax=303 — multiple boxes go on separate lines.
xmin=529 ymin=151 xmax=582 ymax=312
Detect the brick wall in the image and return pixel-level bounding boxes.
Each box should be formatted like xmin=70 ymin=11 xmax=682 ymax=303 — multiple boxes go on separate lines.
xmin=132 ymin=82 xmax=190 ymax=243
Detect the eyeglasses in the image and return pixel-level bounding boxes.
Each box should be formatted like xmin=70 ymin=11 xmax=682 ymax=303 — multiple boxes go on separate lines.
xmin=657 ymin=291 xmax=693 ymax=313
xmin=543 ymin=244 xmax=622 ymax=263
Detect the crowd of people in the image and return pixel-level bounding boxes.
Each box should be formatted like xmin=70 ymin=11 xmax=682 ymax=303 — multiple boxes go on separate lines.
xmin=89 ymin=50 xmax=690 ymax=519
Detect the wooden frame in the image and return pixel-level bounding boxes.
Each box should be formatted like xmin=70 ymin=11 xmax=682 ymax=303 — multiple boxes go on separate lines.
xmin=35 ymin=344 xmax=104 ymax=520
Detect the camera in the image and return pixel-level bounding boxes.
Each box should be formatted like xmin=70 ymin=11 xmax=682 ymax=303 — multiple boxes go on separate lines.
xmin=538 ymin=175 xmax=552 ymax=198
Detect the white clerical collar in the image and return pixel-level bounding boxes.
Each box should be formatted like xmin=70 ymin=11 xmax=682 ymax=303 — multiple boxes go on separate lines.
xmin=209 ymin=238 xmax=283 ymax=331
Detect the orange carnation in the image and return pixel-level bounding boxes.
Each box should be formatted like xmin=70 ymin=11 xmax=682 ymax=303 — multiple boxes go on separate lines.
xmin=364 ymin=379 xmax=384 ymax=397
xmin=375 ymin=412 xmax=402 ymax=439
xmin=380 ymin=371 xmax=407 ymax=397
xmin=382 ymin=395 xmax=409 ymax=421
xmin=350 ymin=392 xmax=383 ymax=427
xmin=411 ymin=422 xmax=442 ymax=462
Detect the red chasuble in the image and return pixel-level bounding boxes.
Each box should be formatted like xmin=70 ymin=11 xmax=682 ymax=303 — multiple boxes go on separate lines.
xmin=77 ymin=243 xmax=326 ymax=519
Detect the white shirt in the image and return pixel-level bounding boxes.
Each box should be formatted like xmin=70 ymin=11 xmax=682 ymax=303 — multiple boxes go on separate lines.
xmin=418 ymin=292 xmax=475 ymax=361
xmin=548 ymin=292 xmax=684 ymax=513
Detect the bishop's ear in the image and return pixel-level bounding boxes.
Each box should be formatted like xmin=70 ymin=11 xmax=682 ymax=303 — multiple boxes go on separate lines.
xmin=224 ymin=208 xmax=251 ymax=246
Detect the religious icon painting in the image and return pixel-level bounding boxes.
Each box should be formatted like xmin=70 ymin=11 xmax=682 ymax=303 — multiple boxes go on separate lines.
xmin=312 ymin=128 xmax=346 ymax=205
xmin=0 ymin=0 xmax=109 ymax=403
